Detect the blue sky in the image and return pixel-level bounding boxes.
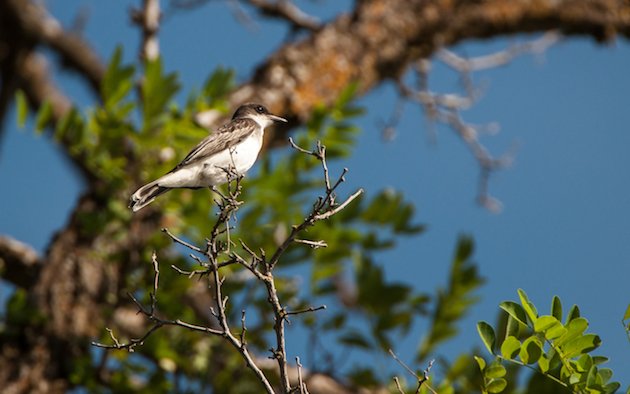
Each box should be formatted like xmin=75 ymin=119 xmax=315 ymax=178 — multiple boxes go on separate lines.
xmin=1 ymin=0 xmax=629 ymax=383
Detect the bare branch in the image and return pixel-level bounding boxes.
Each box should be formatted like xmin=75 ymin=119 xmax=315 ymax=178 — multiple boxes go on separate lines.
xmin=437 ymin=31 xmax=561 ymax=72
xmin=313 ymin=188 xmax=363 ymax=221
xmin=247 ymin=0 xmax=321 ymax=32
xmin=0 ymin=235 xmax=41 ymax=289
xmin=161 ymin=228 xmax=203 ymax=253
xmin=296 ymin=356 xmax=309 ymax=394
xmin=285 ymin=305 xmax=326 ymax=317
xmin=131 ymin=0 xmax=162 ymax=61
xmin=2 ymin=0 xmax=104 ymax=93
xmin=389 ymin=349 xmax=436 ymax=394
xmin=393 ymin=376 xmax=405 ymax=394
xmin=294 ymin=239 xmax=328 ymax=249
xmin=394 ymin=32 xmax=554 ymax=212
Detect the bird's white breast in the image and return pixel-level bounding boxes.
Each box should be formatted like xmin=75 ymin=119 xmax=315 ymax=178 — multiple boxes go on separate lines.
xmin=155 ymin=126 xmax=264 ymax=188
xmin=197 ymin=128 xmax=264 ymax=185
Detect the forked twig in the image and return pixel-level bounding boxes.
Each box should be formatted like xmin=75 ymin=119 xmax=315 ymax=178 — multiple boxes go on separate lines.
xmin=389 ymin=349 xmax=436 ymax=394
xmin=96 ymin=139 xmax=361 ymax=394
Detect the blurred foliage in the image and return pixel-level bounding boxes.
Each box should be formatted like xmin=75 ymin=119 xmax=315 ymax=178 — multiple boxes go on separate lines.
xmin=8 ymin=46 xmax=626 ymax=394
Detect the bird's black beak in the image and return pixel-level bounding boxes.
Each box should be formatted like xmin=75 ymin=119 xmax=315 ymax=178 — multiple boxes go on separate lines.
xmin=269 ymin=114 xmax=287 ymax=123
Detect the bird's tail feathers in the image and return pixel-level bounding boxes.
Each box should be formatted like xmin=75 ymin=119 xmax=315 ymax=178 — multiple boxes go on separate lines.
xmin=129 ymin=181 xmax=169 ymax=212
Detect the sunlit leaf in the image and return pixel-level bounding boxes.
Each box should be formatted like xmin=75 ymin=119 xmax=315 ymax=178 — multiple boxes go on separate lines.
xmin=566 ymin=304 xmax=581 ymax=324
xmin=499 ymin=301 xmax=528 ymax=326
xmin=485 ymin=361 xmax=506 ymax=379
xmin=556 ymin=317 xmax=588 ymax=348
xmin=35 ymin=100 xmax=52 ymax=133
xmin=102 ymin=45 xmax=135 ymax=110
xmin=561 ymin=334 xmax=601 ymax=358
xmin=534 ymin=315 xmax=566 ymax=340
xmin=477 ymin=321 xmax=495 ymax=355
xmin=486 ymin=378 xmax=507 ymax=393
xmin=519 ymin=336 xmax=542 ymax=364
xmin=500 ymin=336 xmax=520 ymax=360
xmin=551 ymin=295 xmax=562 ymax=322
xmin=517 ymin=288 xmax=538 ymax=324
xmin=15 ymin=90 xmax=29 ymax=128
xmin=474 ymin=355 xmax=486 ymax=371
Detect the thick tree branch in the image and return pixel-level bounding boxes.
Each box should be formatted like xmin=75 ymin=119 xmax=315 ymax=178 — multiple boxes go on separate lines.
xmin=1 ymin=0 xmax=104 ymax=94
xmin=0 ymin=235 xmax=41 ymax=289
xmin=228 ymin=0 xmax=630 ymax=148
xmin=132 ymin=0 xmax=162 ymax=61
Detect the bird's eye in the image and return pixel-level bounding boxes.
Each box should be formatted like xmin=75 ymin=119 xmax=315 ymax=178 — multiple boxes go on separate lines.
xmin=256 ymin=105 xmax=265 ymax=113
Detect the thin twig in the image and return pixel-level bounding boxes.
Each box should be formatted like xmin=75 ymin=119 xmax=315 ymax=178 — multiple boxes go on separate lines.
xmin=313 ymin=188 xmax=363 ymax=221
xmin=150 ymin=251 xmax=159 ymax=314
xmin=162 ymin=228 xmax=203 ymax=253
xmin=391 ymin=33 xmax=558 ymax=212
xmin=296 ymin=356 xmax=309 ymax=394
xmin=285 ymin=305 xmax=326 ymax=317
xmin=389 ymin=349 xmax=436 ymax=394
xmin=294 ymin=239 xmax=328 ymax=248
xmin=247 ymin=0 xmax=321 ymax=32
xmin=393 ymin=376 xmax=405 ymax=394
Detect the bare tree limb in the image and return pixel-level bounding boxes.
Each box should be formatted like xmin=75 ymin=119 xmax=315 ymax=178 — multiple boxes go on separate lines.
xmin=247 ymin=0 xmax=321 ymax=32
xmin=0 ymin=235 xmax=41 ymax=289
xmin=1 ymin=0 xmax=104 ymax=94
xmin=229 ymin=0 xmax=630 ymax=148
xmin=389 ymin=349 xmax=436 ymax=394
xmin=132 ymin=0 xmax=162 ymax=61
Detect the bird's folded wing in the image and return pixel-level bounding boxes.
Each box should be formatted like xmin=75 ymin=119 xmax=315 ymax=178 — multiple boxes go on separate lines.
xmin=169 ymin=118 xmax=258 ymax=172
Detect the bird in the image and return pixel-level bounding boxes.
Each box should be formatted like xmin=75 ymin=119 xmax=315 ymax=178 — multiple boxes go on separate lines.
xmin=129 ymin=103 xmax=287 ymax=212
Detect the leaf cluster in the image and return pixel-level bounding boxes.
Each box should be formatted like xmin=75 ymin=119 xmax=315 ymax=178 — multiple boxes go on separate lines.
xmin=477 ymin=290 xmax=621 ymax=394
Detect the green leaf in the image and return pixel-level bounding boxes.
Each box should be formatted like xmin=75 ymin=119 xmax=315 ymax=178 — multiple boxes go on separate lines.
xmin=35 ymin=100 xmax=52 ymax=132
xmin=534 ymin=315 xmax=559 ymax=332
xmin=499 ymin=301 xmax=528 ymax=326
xmin=577 ymin=354 xmax=593 ymax=372
xmin=517 ymin=289 xmax=538 ymax=324
xmin=551 ymin=295 xmax=562 ymax=321
xmin=519 ymin=336 xmax=542 ymax=364
xmin=534 ymin=315 xmax=566 ymax=340
xmin=500 ymin=336 xmax=520 ymax=359
xmin=201 ymin=67 xmax=235 ymax=104
xmin=598 ymin=367 xmax=613 ymax=384
xmin=561 ymin=334 xmax=601 ymax=358
xmin=417 ymin=235 xmax=483 ymax=361
xmin=102 ymin=46 xmax=135 ymax=109
xmin=568 ymin=372 xmax=582 ymax=385
xmin=556 ymin=317 xmax=588 ymax=347
xmin=566 ymin=304 xmax=581 ymax=324
xmin=485 ymin=361 xmax=506 ymax=379
xmin=538 ymin=353 xmax=550 ymax=373
xmin=623 ymin=304 xmax=630 ymax=321
xmin=142 ymin=57 xmax=180 ymax=129
xmin=585 ymin=365 xmax=598 ymax=388
xmin=505 ymin=314 xmax=520 ymax=338
xmin=474 ymin=355 xmax=486 ymax=371
xmin=603 ymin=382 xmax=621 ymax=394
xmin=486 ymin=378 xmax=507 ymax=393
xmin=477 ymin=321 xmax=495 ymax=355
xmin=15 ymin=90 xmax=29 ymax=128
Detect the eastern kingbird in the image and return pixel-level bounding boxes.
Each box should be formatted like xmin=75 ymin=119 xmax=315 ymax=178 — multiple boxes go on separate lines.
xmin=129 ymin=103 xmax=287 ymax=212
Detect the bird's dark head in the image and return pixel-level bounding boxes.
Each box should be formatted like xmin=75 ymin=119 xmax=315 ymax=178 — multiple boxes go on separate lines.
xmin=233 ymin=103 xmax=287 ymax=128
